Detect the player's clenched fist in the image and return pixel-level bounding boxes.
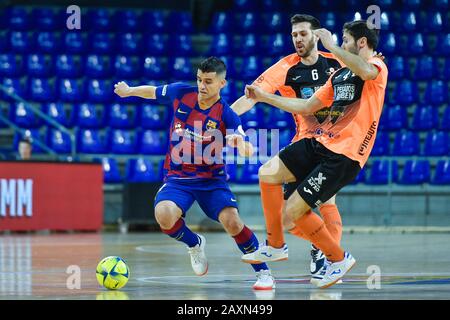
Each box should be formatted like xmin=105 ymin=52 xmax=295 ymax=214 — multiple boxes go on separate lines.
xmin=245 ymin=84 xmax=266 ymax=102
xmin=114 ymin=81 xmax=131 ymax=97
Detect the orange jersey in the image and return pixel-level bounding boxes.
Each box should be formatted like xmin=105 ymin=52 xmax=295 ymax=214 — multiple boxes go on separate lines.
xmin=253 ymin=52 xmax=343 ymax=142
xmin=313 ymin=57 xmax=389 ymax=168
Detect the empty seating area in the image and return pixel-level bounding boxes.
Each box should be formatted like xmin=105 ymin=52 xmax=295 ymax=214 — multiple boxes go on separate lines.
xmin=0 ymin=0 xmax=448 ymax=184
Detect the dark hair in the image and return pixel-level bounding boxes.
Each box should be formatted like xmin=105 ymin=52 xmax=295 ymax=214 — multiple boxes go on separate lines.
xmin=343 ymin=20 xmax=379 ymax=49
xmin=19 ymin=138 xmax=32 ymax=146
xmin=290 ymin=14 xmax=321 ymax=29
xmin=198 ymin=57 xmax=227 ymax=77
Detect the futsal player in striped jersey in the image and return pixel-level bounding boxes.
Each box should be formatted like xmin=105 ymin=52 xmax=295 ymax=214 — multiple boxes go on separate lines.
xmin=114 ymin=57 xmax=275 ymax=290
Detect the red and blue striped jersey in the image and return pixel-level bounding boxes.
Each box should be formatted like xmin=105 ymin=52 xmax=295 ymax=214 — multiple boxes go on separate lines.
xmin=155 ymin=82 xmax=244 ymax=181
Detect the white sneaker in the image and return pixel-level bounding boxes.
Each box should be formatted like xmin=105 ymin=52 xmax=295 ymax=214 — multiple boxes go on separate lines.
xmin=315 ymin=251 xmax=356 ymax=289
xmin=241 ymin=241 xmax=288 ymax=263
xmin=310 ymin=244 xmax=326 ymax=275
xmin=187 ymin=234 xmax=208 ymax=276
xmin=252 ymin=269 xmax=275 ymax=290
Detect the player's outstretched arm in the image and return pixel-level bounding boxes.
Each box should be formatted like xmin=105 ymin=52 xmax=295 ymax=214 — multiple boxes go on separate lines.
xmin=313 ymin=28 xmax=379 ymax=81
xmin=230 ymin=95 xmax=257 ymax=116
xmin=245 ymin=84 xmax=324 ymax=115
xmin=226 ymin=134 xmax=254 ymax=157
xmin=114 ymin=81 xmax=157 ymax=99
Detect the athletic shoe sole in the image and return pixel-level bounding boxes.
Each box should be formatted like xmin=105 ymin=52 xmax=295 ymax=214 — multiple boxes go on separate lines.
xmin=242 ymin=257 xmax=288 ymax=264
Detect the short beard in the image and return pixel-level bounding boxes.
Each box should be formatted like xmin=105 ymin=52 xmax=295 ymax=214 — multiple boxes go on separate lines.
xmin=298 ymin=38 xmax=315 ymax=58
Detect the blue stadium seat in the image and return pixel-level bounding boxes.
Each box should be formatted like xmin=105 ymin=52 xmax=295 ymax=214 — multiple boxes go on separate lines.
xmin=169 ymin=57 xmax=192 ymax=80
xmin=59 ymin=78 xmax=84 ymax=103
xmin=28 ymin=54 xmax=53 ymax=77
xmin=240 ymin=56 xmax=263 ymax=81
xmin=411 ymin=105 xmax=438 ymax=131
xmin=144 ymin=34 xmax=167 ymax=56
xmin=392 ymin=131 xmax=420 ymax=155
xmin=118 ymin=33 xmax=143 ymax=55
xmin=238 ymin=13 xmax=260 ymax=34
xmin=33 ymin=7 xmax=59 ymax=31
xmin=47 ymin=128 xmax=72 ymax=154
xmin=138 ymin=130 xmax=168 ymax=155
xmin=278 ymin=129 xmax=293 ymax=148
xmin=431 ymin=0 xmax=448 ymax=9
xmin=441 ymin=58 xmax=450 ymax=80
xmin=378 ymin=32 xmax=397 ymax=55
xmin=423 ymin=80 xmax=448 ymax=105
xmin=109 ymin=129 xmax=137 ymax=154
xmin=64 ymin=32 xmax=87 ymax=54
xmin=29 ymin=78 xmax=55 ymax=102
xmin=1 ymin=77 xmax=27 ymax=101
xmin=85 ymin=54 xmax=112 ymax=78
xmin=77 ymin=129 xmax=107 ymax=154
xmin=385 ymin=104 xmax=407 ymax=131
xmin=218 ymin=56 xmax=237 ymax=79
xmin=413 ymin=55 xmax=436 ymax=80
xmin=266 ymin=33 xmax=289 ymax=57
xmin=261 ymin=0 xmax=283 ymax=11
xmin=44 ymin=102 xmax=71 ymax=127
xmin=87 ymin=79 xmax=113 ymax=103
xmin=264 ymin=12 xmax=285 ymax=33
xmin=210 ymin=12 xmax=234 ymax=34
xmin=318 ymin=12 xmax=338 ymax=30
xmin=168 ymin=12 xmax=194 ymax=34
xmin=143 ymin=56 xmax=166 ymax=80
xmin=55 ymin=54 xmax=83 ymax=78
xmin=172 ymin=35 xmax=194 ymax=56
xmin=240 ymin=105 xmax=264 ymax=129
xmin=35 ymin=31 xmax=62 ymax=54
xmin=108 ymin=104 xmax=135 ymax=129
xmin=209 ymin=33 xmax=232 ymax=56
xmin=401 ymin=12 xmax=418 ymax=32
xmin=10 ymin=31 xmax=33 ymax=53
xmin=90 ymin=33 xmax=116 ymax=54
xmin=10 ymin=102 xmax=41 ymax=128
xmin=380 ymin=12 xmax=390 ymax=30
xmin=370 ymin=131 xmax=390 ymax=156
xmin=142 ymin=11 xmax=167 ymax=34
xmin=75 ymin=103 xmax=105 ymax=128
xmin=423 ymin=131 xmax=449 ymax=156
xmin=114 ymin=55 xmax=141 ymax=79
xmin=422 ymin=12 xmax=444 ymax=32
xmin=403 ymin=0 xmax=423 ymax=8
xmin=404 ymin=34 xmax=425 ymax=56
xmin=114 ymin=10 xmax=142 ymax=32
xmin=0 ymin=54 xmax=24 ymax=77
xmin=237 ymin=163 xmax=261 ymax=184
xmin=220 ymin=80 xmax=237 ymax=103
xmin=95 ymin=157 xmax=123 ymax=183
xmin=435 ymin=33 xmax=450 ymax=56
xmin=0 ymin=31 xmax=9 ymax=52
xmin=87 ymin=9 xmax=113 ymax=31
xmin=126 ymin=158 xmax=159 ymax=182
xmin=7 ymin=7 xmax=30 ymax=30
xmin=350 ymin=167 xmax=366 ymax=184
xmin=239 ymin=34 xmax=259 ymax=56
xmin=388 ymin=56 xmax=407 ymax=80
xmin=233 ymin=0 xmax=258 ymax=11
xmin=400 ymin=160 xmax=430 ymax=185
xmin=431 ymin=160 xmax=450 ymax=185
xmin=266 ymin=107 xmax=292 ymax=129
xmin=367 ymin=160 xmax=398 ymax=185
xmin=441 ymin=106 xmax=450 ymax=131
xmin=393 ymin=80 xmax=418 ymax=105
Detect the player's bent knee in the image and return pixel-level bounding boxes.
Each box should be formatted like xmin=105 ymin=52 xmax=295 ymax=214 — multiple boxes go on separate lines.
xmin=218 ymin=207 xmax=244 ymax=235
xmin=154 ymin=201 xmax=182 ymax=229
xmin=285 ymin=193 xmax=310 ymax=221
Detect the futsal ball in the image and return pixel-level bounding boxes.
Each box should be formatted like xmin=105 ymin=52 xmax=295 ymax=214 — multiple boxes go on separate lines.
xmin=96 ymin=256 xmax=130 ymax=290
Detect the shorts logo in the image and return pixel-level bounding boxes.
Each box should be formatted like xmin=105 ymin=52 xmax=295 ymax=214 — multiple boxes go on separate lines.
xmin=308 ymin=172 xmax=326 ymax=192
xmin=162 ymin=85 xmax=168 ymax=96
xmin=230 ymin=198 xmax=237 ymax=202
xmin=315 ymin=200 xmax=323 ymax=207
xmin=303 ymin=187 xmax=313 ymax=195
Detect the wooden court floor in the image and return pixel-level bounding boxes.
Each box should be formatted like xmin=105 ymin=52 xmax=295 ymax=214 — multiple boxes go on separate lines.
xmin=1 ymin=231 xmax=450 ymax=300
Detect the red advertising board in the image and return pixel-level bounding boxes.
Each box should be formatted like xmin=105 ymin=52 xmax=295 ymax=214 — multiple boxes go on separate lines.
xmin=0 ymin=161 xmax=103 ymax=231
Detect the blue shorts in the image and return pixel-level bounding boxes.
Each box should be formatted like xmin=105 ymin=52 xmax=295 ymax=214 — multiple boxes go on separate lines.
xmin=154 ymin=178 xmax=238 ymax=222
